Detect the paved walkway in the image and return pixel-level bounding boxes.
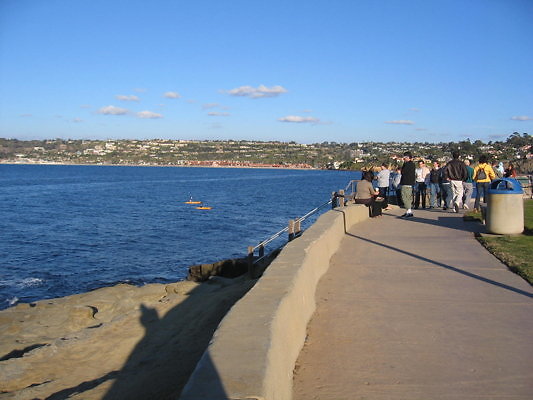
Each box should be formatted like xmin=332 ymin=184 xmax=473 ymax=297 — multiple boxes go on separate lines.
xmin=293 ymin=207 xmax=533 ymax=400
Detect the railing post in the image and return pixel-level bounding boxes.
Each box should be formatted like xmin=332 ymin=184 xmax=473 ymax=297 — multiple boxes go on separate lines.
xmin=294 ymin=219 xmax=301 ymax=238
xmin=246 ymin=179 xmax=358 ymax=278
xmin=247 ymin=246 xmax=254 ymax=279
xmin=288 ymin=219 xmax=295 ymax=241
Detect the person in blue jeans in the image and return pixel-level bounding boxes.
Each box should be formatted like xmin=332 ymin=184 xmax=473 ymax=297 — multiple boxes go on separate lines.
xmin=414 ymin=160 xmax=430 ymax=209
xmin=428 ymin=161 xmax=441 ymax=208
xmin=473 ymin=155 xmax=496 ymax=211
xmin=439 ymin=166 xmax=453 ymax=210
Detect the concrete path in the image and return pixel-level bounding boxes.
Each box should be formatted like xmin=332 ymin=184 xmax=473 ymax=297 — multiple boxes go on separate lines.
xmin=293 ymin=207 xmax=533 ymax=400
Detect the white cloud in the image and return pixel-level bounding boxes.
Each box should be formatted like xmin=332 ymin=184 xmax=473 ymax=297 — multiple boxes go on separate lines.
xmin=116 ymin=94 xmax=140 ymax=102
xmin=203 ymin=103 xmax=220 ymax=109
xmin=98 ymin=105 xmax=129 ymax=115
xmin=385 ymin=120 xmax=415 ymax=125
xmin=164 ymin=91 xmax=181 ymax=99
xmin=409 ymin=108 xmax=420 ymax=112
xmin=137 ymin=111 xmax=163 ymax=119
xmin=511 ymin=116 xmax=532 ymax=121
xmin=207 ymin=112 xmax=230 ymax=117
xmin=72 ymin=118 xmax=83 ymax=123
xmin=226 ymin=84 xmax=288 ymax=99
xmin=278 ymin=115 xmax=320 ymax=123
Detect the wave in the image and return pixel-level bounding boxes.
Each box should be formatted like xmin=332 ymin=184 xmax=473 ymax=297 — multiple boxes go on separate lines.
xmin=6 ymin=296 xmax=19 ymax=306
xmin=20 ymin=277 xmax=45 ymax=287
xmin=0 ymin=277 xmax=45 ymax=289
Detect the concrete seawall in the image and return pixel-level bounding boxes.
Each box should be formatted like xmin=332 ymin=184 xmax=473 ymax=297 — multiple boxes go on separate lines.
xmin=180 ymin=204 xmax=369 ymax=400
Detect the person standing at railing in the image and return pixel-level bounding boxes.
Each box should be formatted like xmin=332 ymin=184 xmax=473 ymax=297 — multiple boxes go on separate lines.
xmin=399 ymin=151 xmax=416 ymax=218
xmin=391 ymin=166 xmax=403 ymax=207
xmin=376 ymin=163 xmax=390 ymax=206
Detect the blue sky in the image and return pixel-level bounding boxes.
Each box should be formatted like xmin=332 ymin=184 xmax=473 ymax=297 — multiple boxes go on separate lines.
xmin=0 ymin=0 xmax=531 ymax=144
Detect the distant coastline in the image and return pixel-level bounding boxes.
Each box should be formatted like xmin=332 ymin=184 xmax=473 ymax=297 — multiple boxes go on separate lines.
xmin=2 ymin=136 xmax=531 ymax=173
xmin=0 ymin=160 xmax=318 ymax=170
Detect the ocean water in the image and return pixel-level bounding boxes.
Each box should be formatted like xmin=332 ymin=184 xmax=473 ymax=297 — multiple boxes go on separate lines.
xmin=0 ymin=164 xmax=357 ymax=309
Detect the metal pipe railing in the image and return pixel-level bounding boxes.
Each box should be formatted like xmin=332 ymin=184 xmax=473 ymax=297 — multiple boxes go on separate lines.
xmin=247 ymin=189 xmax=350 ymax=278
xmin=294 ymin=198 xmax=333 ymax=223
xmin=250 ymin=226 xmax=290 ymax=253
xmin=344 ymin=179 xmax=360 ymax=197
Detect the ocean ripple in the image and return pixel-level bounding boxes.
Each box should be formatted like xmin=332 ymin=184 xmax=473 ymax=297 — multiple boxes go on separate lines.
xmin=0 ymin=164 xmax=357 ymax=309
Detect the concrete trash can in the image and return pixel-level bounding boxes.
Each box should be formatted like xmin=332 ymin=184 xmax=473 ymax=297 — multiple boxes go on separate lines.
xmin=486 ymin=178 xmax=524 ymax=234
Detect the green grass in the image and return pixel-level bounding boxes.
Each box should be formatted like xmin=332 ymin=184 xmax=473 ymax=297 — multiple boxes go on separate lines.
xmin=473 ymin=199 xmax=533 ymax=285
xmin=463 ymin=209 xmax=483 ymax=223
xmin=524 ymin=199 xmax=533 ymax=234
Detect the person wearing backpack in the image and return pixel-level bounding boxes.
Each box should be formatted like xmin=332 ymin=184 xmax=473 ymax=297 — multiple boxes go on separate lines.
xmin=473 ymin=154 xmax=496 ymax=212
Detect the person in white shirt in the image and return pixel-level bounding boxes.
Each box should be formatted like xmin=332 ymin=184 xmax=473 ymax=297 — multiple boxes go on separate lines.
xmin=414 ymin=160 xmax=430 ymax=209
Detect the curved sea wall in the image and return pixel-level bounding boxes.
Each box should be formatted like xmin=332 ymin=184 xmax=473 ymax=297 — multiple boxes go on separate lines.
xmin=180 ymin=204 xmax=369 ymax=400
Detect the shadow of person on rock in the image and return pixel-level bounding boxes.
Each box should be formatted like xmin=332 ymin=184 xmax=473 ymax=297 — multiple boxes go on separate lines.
xmin=100 ymin=280 xmax=253 ymax=400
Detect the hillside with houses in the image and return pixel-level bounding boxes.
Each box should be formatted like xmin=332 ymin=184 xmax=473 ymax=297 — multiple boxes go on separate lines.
xmin=1 ymin=133 xmax=531 ymax=172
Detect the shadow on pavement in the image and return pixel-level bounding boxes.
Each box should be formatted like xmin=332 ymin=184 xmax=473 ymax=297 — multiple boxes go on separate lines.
xmin=404 ymin=212 xmax=487 ymax=234
xmin=347 ymin=232 xmax=533 ymax=300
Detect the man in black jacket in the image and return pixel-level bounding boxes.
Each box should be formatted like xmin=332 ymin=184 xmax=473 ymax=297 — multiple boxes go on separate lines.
xmin=444 ymin=151 xmax=468 ymax=213
xmin=399 ymin=151 xmax=416 ymax=218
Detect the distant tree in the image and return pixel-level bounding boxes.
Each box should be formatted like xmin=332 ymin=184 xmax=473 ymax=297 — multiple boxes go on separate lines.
xmin=507 ymin=132 xmax=531 ymax=147
xmin=338 ymin=161 xmax=358 ymax=170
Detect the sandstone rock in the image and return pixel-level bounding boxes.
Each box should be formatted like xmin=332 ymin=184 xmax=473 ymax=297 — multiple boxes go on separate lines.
xmin=0 ymin=278 xmax=255 ymax=399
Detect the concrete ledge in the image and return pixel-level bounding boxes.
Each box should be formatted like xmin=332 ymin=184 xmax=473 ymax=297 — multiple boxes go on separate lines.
xmin=180 ymin=204 xmax=369 ymax=400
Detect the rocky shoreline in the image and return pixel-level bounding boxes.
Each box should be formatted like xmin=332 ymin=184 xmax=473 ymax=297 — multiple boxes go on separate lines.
xmin=0 ymin=274 xmax=255 ymax=399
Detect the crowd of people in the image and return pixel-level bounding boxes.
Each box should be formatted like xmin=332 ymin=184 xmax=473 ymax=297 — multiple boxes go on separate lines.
xmin=353 ymin=151 xmax=519 ymax=219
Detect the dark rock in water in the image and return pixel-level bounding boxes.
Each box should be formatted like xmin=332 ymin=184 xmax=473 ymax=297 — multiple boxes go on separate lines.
xmin=187 ymin=258 xmax=249 ymax=282
xmin=187 ymin=248 xmax=282 ymax=282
